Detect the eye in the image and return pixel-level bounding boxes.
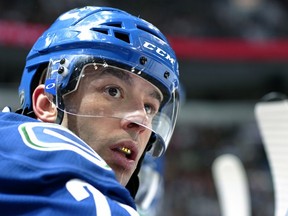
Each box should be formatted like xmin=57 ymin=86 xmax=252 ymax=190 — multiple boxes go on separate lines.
xmin=105 ymin=86 xmax=122 ymax=98
xmin=144 ymin=103 xmax=157 ymax=116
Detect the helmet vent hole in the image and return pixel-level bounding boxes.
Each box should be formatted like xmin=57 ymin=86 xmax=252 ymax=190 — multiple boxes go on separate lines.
xmin=91 ymin=28 xmax=109 ymax=35
xmin=103 ymin=22 xmax=122 ymax=28
xmin=114 ymin=31 xmax=130 ymax=43
xmin=136 ymin=25 xmax=164 ymax=41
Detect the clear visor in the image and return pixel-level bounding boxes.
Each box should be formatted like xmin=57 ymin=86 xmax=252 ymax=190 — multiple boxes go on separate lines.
xmin=44 ymin=57 xmax=179 ymax=157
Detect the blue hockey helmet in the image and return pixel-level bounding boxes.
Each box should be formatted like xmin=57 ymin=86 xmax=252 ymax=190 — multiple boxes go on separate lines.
xmin=18 ymin=6 xmax=180 ymax=157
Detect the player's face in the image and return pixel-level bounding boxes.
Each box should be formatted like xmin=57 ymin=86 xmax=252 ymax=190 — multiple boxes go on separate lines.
xmin=62 ymin=65 xmax=163 ymax=186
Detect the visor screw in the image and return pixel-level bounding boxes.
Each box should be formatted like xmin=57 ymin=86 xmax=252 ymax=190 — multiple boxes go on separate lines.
xmin=58 ymin=66 xmax=65 ymax=74
xmin=60 ymin=58 xmax=66 ymax=64
xmin=139 ymin=56 xmax=147 ymax=65
xmin=164 ymin=71 xmax=170 ymax=79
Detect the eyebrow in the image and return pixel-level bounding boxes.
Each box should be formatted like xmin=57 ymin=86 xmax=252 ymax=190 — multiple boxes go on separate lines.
xmin=149 ymin=88 xmax=163 ymax=103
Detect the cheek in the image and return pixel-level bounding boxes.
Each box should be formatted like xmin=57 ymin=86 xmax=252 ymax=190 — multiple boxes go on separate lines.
xmin=67 ymin=117 xmax=102 ymax=148
xmin=79 ymin=97 xmax=103 ymax=114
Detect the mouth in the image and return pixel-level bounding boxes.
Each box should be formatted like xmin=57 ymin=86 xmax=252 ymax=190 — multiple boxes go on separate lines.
xmin=112 ymin=141 xmax=138 ymax=161
xmin=117 ymin=146 xmax=136 ymax=161
xmin=119 ymin=147 xmax=132 ymax=156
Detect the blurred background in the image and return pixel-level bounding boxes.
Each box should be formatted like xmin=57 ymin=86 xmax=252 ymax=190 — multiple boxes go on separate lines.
xmin=1 ymin=0 xmax=288 ymax=215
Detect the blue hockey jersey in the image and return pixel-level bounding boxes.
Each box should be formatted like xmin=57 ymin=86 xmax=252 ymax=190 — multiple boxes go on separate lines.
xmin=0 ymin=112 xmax=139 ymax=215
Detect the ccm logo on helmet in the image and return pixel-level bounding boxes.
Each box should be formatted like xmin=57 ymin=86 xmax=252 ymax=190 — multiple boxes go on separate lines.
xmin=143 ymin=41 xmax=175 ymax=65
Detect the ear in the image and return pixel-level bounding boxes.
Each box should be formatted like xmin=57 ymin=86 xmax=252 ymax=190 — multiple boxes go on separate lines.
xmin=32 ymin=84 xmax=57 ymax=123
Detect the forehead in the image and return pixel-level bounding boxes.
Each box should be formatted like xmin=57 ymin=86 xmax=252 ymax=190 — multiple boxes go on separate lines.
xmin=86 ymin=64 xmax=133 ymax=83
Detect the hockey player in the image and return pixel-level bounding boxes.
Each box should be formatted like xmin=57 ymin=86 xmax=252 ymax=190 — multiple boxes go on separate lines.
xmin=0 ymin=6 xmax=180 ymax=215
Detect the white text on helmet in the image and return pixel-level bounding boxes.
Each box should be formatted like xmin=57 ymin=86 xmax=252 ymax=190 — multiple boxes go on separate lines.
xmin=143 ymin=41 xmax=175 ymax=65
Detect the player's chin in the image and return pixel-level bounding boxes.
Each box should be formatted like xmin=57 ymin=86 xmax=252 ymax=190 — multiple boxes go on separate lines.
xmin=115 ymin=170 xmax=133 ymax=186
xmin=106 ymin=152 xmax=137 ymax=184
xmin=110 ymin=165 xmax=135 ymax=186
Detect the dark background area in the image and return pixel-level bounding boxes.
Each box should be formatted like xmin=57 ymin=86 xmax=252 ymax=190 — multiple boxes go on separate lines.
xmin=1 ymin=0 xmax=288 ymax=101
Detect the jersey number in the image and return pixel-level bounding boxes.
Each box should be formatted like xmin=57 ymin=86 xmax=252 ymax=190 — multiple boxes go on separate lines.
xmin=66 ymin=179 xmax=112 ymax=216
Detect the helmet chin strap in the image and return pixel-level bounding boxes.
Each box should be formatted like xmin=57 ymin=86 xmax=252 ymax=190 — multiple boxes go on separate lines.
xmin=55 ymin=93 xmax=65 ymax=125
xmin=125 ymin=151 xmax=145 ymax=198
xmin=125 ymin=136 xmax=154 ymax=198
xmin=55 ymin=109 xmax=64 ymax=124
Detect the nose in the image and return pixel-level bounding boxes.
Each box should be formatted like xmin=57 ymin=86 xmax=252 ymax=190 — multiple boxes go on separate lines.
xmin=120 ymin=110 xmax=150 ymax=134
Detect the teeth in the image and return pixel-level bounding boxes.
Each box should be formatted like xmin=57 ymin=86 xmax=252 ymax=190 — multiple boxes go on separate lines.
xmin=120 ymin=147 xmax=131 ymax=155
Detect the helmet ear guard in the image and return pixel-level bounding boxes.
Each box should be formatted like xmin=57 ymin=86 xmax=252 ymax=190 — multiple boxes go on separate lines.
xmin=18 ymin=63 xmax=48 ymax=115
xmin=17 ymin=63 xmax=65 ymax=124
